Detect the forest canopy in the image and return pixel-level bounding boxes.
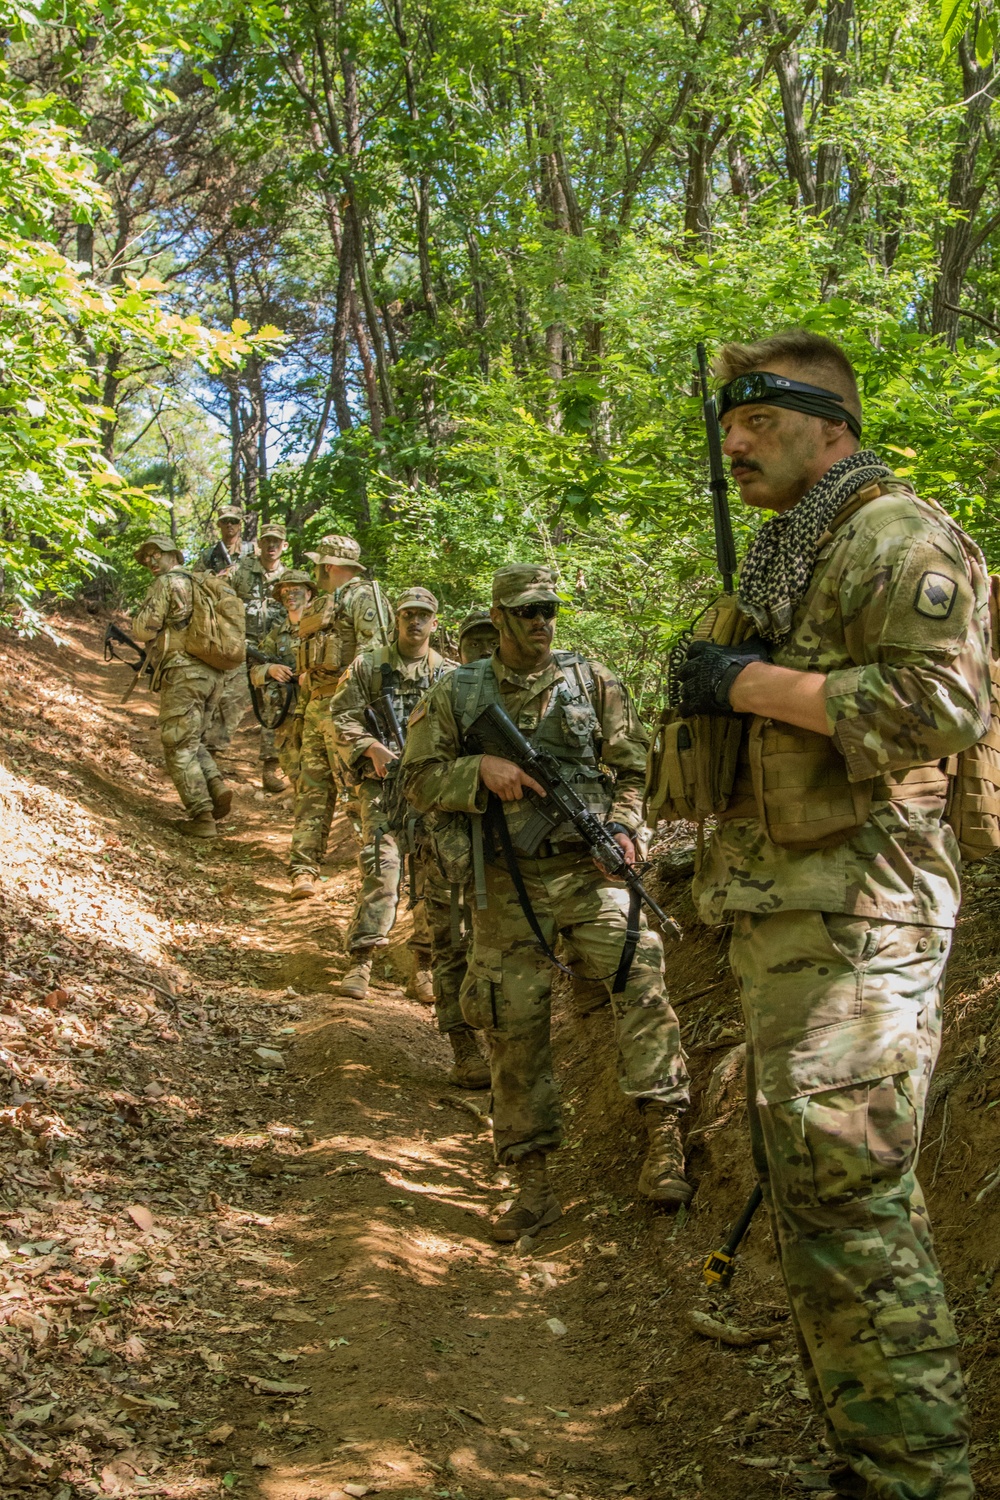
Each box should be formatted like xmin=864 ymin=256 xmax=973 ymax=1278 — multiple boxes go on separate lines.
xmin=3 ymin=0 xmax=1000 ymax=699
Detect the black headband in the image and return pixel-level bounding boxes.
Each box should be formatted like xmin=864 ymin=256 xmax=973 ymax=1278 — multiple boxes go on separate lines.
xmin=718 ymin=370 xmax=863 ymax=439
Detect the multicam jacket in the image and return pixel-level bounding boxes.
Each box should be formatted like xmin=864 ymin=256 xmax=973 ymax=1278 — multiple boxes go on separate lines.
xmin=328 ymin=643 xmax=449 ymax=781
xmin=402 ymin=650 xmax=650 ymax=837
xmin=295 ymin=577 xmax=391 ymax=700
xmin=231 ymin=555 xmax=286 ymax=643
xmin=694 ymin=486 xmax=992 ymax=929
xmin=131 ymin=567 xmax=204 ymax=688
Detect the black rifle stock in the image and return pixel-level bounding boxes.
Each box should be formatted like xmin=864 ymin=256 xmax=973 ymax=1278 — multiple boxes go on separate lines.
xmin=696 ymin=342 xmax=737 ymax=595
xmin=362 ymin=699 xmax=414 ymax=906
xmin=467 ymin=701 xmax=681 ymax=941
xmin=104 ymin=621 xmax=151 ymax=702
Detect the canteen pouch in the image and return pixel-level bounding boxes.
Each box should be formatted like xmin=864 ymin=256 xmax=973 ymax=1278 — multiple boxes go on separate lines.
xmin=748 ymin=717 xmax=874 ymax=848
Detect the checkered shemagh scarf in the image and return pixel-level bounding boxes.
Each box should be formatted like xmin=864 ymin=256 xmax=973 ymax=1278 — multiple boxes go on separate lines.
xmin=738 ymin=449 xmax=893 ymax=642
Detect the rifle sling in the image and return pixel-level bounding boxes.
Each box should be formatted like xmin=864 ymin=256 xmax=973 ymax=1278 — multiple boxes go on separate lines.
xmin=611 ymin=884 xmax=642 ymax=995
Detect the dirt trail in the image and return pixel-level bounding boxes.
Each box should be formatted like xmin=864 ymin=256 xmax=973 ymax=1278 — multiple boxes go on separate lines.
xmin=2 ymin=611 xmax=1000 ymax=1500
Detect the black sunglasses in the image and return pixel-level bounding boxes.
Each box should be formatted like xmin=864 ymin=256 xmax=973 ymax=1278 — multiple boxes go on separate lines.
xmin=505 ymin=601 xmax=559 ymax=620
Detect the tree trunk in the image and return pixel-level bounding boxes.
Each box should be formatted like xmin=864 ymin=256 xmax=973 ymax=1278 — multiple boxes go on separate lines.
xmin=931 ymin=41 xmax=994 ymax=345
xmin=769 ymin=16 xmax=816 ymax=207
xmin=815 ymin=0 xmax=853 ymax=217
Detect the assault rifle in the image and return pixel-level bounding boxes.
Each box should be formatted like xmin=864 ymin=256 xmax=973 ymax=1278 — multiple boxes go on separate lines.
xmin=696 ymin=341 xmax=738 ymax=596
xmin=466 ymin=700 xmax=682 ymax=944
xmin=104 ymin=621 xmax=151 ymax=703
xmin=362 ymin=689 xmax=413 ymax=904
xmin=202 ymin=538 xmax=232 ymax=575
xmin=245 ymin=643 xmax=296 ymax=729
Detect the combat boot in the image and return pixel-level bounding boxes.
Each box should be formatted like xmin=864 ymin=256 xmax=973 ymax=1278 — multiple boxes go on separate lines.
xmin=262 ymin=758 xmax=285 ymax=795
xmin=491 ymin=1152 xmax=561 ymax=1243
xmin=338 ymin=957 xmax=373 ymax=999
xmin=289 ymin=873 xmax=316 ymax=901
xmin=407 ymin=968 xmax=435 ymax=1004
xmin=447 ymin=1028 xmax=491 ymax=1089
xmin=637 ymin=1101 xmax=693 ymax=1207
xmin=178 ymin=811 xmax=217 ymax=839
xmin=207 ymin=780 xmax=232 ymax=822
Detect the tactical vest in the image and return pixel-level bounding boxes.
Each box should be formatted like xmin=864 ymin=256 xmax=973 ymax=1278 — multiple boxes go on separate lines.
xmin=645 ymin=479 xmax=998 ymax=855
xmin=369 ymin=646 xmax=448 ymax=729
xmin=240 ymin=561 xmax=286 ymax=644
xmin=295 ymin=591 xmax=341 ymax=696
xmin=452 ymin=650 xmax=612 ymax=851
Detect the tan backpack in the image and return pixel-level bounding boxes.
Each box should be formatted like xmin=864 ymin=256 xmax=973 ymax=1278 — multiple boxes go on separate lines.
xmin=181 ymin=571 xmax=246 ymax=672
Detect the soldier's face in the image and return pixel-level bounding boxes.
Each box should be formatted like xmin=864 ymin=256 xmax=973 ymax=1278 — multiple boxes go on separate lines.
xmin=397 ymin=607 xmax=435 ymax=654
xmin=279 ymin=586 xmax=310 ymax=621
xmin=492 ymin=603 xmax=557 ymax=664
xmin=260 ymin=538 xmax=285 ymax=568
xmin=142 ymin=548 xmax=175 ymax=576
xmin=720 ymin=362 xmax=856 ymax=512
xmin=460 ymin=627 xmax=499 ymax=664
xmin=219 ymin=519 xmax=242 ymax=545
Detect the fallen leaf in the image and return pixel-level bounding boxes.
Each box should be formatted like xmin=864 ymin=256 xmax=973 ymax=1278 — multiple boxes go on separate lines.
xmin=143 ymin=1082 xmax=165 ymax=1099
xmin=11 ymin=1309 xmax=50 ymax=1345
xmin=207 ymin=1424 xmax=234 ymax=1445
xmin=199 ymin=1347 xmax=224 ymax=1372
xmin=120 ymin=1335 xmax=147 ymax=1362
xmin=42 ymin=988 xmax=71 ymax=1010
xmin=126 ymin=1203 xmax=154 ymax=1234
xmin=10 ymin=1401 xmax=57 ymax=1428
xmin=248 ymin=1378 xmax=310 ymax=1395
xmin=272 ymin=1308 xmax=317 ymax=1324
xmin=252 ymin=1451 xmax=271 ymax=1468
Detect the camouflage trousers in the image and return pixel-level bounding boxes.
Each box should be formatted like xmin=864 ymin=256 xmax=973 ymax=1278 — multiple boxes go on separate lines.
xmin=462 ymin=850 xmax=689 ymax=1164
xmin=414 ymin=855 xmax=470 ymax=1034
xmin=158 ymin=662 xmax=225 ymax=817
xmin=289 ymin=696 xmax=339 ymax=876
xmin=731 ymin=910 xmax=971 ymax=1500
xmin=275 ymin=710 xmax=303 ymax=789
xmin=345 ymin=779 xmax=432 ymax=964
xmin=206 ymin=664 xmax=277 ymax=761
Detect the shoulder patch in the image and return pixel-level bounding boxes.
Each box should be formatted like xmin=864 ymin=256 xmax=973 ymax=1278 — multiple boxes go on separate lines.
xmin=408 ymin=701 xmax=428 ymax=725
xmin=914 ymin=571 xmax=958 ymax=619
xmin=363 ymin=607 xmax=376 ymax=621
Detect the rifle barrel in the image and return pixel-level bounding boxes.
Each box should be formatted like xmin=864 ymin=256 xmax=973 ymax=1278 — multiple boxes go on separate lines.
xmin=696 ymin=342 xmax=738 ymax=595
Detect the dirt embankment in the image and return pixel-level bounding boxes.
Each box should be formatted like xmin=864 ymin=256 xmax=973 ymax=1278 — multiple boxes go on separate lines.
xmin=0 ymin=611 xmax=999 ymax=1500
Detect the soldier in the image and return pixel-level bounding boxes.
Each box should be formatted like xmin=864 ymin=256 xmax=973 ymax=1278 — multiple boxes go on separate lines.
xmin=456 ymin=606 xmax=499 ymax=663
xmin=402 ymin=564 xmax=691 ymax=1241
xmin=227 ymin=522 xmax=289 ymax=792
xmin=288 ymin=535 xmax=391 ymax=900
xmin=201 ymin=505 xmax=254 ymax=575
xmin=132 ymin=534 xmax=231 ymax=838
xmin=248 ymin=568 xmax=315 ymax=791
xmin=675 ymin=329 xmax=988 ymax=1499
xmin=328 ymin=587 xmax=449 ymax=1007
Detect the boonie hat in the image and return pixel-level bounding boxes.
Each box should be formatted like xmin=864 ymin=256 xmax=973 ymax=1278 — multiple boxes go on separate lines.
xmin=134 ymin=533 xmax=183 ymax=565
xmin=259 ymin=523 xmax=287 ymax=543
xmin=273 ymin=568 xmax=316 ymax=602
xmin=492 ymin=563 xmax=562 ymax=608
xmin=458 ymin=607 xmax=496 ymax=640
xmin=396 ymin=586 xmax=438 ymax=613
xmin=217 ymin=506 xmax=244 ymax=524
xmin=304 ymin=533 xmax=362 ymax=567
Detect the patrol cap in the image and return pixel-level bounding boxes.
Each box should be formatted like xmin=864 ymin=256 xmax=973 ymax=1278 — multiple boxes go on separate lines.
xmin=459 ymin=607 xmax=496 ymax=641
xmin=259 ymin=523 xmax=287 ymax=543
xmin=217 ymin=506 xmax=244 ymax=524
xmin=273 ymin=568 xmax=316 ymax=602
xmin=396 ymin=586 xmax=438 ymax=613
xmin=134 ymin=533 xmax=182 ymax=565
xmin=492 ymin=563 xmax=562 ymax=608
xmin=304 ymin=533 xmax=362 ymax=567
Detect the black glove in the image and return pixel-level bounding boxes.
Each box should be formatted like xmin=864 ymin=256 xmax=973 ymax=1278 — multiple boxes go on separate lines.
xmin=676 ymin=637 xmax=771 ymax=717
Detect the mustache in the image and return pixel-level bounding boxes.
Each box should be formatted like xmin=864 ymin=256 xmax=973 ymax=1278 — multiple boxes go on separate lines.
xmin=731 ymin=458 xmax=762 ymax=475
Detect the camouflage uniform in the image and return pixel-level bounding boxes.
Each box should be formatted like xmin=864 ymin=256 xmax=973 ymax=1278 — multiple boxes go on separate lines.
xmin=403 ymin=577 xmax=689 ymax=1165
xmin=132 ymin=560 xmax=225 ymax=818
xmin=289 ymin=543 xmax=391 ymax=879
xmin=250 ymin=593 xmax=305 ymax=787
xmin=693 ymin=483 xmax=990 ymax=1498
xmin=329 ymin=635 xmax=449 ymax=956
xmin=222 ymin=542 xmax=287 ymax=760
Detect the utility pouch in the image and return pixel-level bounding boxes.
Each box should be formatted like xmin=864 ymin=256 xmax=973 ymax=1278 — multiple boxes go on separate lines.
xmin=942 ymin=572 xmax=1000 ymax=860
xmin=748 ymin=717 xmax=873 ymax=848
xmin=643 ymin=594 xmax=751 ymax=826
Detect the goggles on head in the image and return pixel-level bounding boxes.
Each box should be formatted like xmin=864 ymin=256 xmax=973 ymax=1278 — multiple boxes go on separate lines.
xmin=717 ymin=370 xmax=862 ymax=439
